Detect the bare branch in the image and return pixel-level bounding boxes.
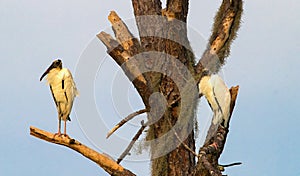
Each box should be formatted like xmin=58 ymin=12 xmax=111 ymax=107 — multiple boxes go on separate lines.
xmin=30 ymin=126 xmax=136 ymax=176
xmin=220 ymin=162 xmax=242 ymax=168
xmin=195 ymin=0 xmax=243 ymax=75
xmin=228 ymin=85 xmax=239 ymax=126
xmin=108 ymin=11 xmax=142 ymax=56
xmin=218 ymin=162 xmax=242 ymax=172
xmin=117 ymin=121 xmax=149 ymax=164
xmin=97 ymin=32 xmax=146 ymax=91
xmin=192 ymin=86 xmax=240 ymax=176
xmin=98 ymin=11 xmax=166 ymax=108
xmin=107 ymin=109 xmax=148 ymax=138
xmin=97 ymin=31 xmax=127 ymax=65
xmin=97 ymin=31 xmax=151 ymax=105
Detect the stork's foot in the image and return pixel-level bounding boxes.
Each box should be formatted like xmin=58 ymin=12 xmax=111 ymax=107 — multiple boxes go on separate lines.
xmin=53 ymin=132 xmax=70 ymax=139
xmin=63 ymin=133 xmax=70 ymax=138
xmin=54 ymin=132 xmax=62 ymax=138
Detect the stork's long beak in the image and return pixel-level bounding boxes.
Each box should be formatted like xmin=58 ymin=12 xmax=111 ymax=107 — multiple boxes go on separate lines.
xmin=40 ymin=64 xmax=54 ymax=81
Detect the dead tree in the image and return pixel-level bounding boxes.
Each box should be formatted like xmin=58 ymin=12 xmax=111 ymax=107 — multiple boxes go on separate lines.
xmin=30 ymin=0 xmax=243 ymax=176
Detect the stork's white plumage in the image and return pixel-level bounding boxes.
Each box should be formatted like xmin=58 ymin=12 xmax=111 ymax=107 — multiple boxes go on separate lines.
xmin=40 ymin=59 xmax=78 ymax=136
xmin=198 ymin=74 xmax=231 ymax=128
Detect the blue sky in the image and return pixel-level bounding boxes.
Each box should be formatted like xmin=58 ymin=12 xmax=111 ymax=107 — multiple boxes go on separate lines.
xmin=1 ymin=0 xmax=300 ymax=175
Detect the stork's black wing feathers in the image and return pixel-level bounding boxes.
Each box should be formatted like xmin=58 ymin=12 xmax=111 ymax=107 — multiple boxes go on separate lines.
xmin=212 ymin=87 xmax=223 ymax=114
xmin=62 ymin=80 xmax=64 ymax=89
xmin=62 ymin=78 xmax=71 ymax=121
xmin=64 ymin=92 xmax=68 ymax=102
xmin=60 ymin=78 xmax=68 ymax=103
xmin=50 ymin=85 xmax=58 ymax=107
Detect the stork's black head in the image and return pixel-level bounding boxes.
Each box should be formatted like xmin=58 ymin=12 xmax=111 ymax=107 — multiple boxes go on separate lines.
xmin=40 ymin=59 xmax=63 ymax=81
xmin=51 ymin=59 xmax=62 ymax=69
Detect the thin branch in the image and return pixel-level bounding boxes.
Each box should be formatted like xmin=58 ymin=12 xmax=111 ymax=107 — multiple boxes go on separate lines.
xmin=30 ymin=126 xmax=136 ymax=176
xmin=195 ymin=0 xmax=243 ymax=75
xmin=220 ymin=162 xmax=242 ymax=168
xmin=107 ymin=109 xmax=148 ymax=138
xmin=218 ymin=162 xmax=242 ymax=171
xmin=117 ymin=121 xmax=149 ymax=164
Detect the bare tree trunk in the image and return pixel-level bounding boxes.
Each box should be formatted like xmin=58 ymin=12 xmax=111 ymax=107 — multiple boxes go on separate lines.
xmin=130 ymin=1 xmax=197 ymax=175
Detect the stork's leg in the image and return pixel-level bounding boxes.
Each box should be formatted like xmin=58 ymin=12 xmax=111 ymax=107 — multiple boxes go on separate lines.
xmin=64 ymin=119 xmax=67 ymax=135
xmin=54 ymin=104 xmax=63 ymax=137
xmin=58 ymin=117 xmax=62 ymax=135
xmin=54 ymin=117 xmax=62 ymax=137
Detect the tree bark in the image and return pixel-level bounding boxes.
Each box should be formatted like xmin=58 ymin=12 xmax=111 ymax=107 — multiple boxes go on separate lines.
xmin=195 ymin=0 xmax=243 ymax=75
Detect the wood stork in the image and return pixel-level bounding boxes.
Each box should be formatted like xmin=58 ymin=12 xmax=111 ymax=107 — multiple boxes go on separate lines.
xmin=40 ymin=59 xmax=79 ymax=136
xmin=198 ymin=72 xmax=231 ymax=129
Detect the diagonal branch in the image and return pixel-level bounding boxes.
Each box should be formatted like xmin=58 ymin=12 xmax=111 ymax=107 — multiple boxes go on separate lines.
xmin=97 ymin=32 xmax=147 ymax=90
xmin=107 ymin=109 xmax=148 ymax=138
xmin=97 ymin=31 xmax=151 ymax=106
xmin=108 ymin=11 xmax=142 ymax=56
xmin=192 ymin=86 xmax=239 ymax=176
xmin=29 ymin=126 xmax=136 ymax=176
xmin=97 ymin=31 xmax=127 ymax=65
xmin=195 ymin=0 xmax=243 ymax=75
xmin=117 ymin=120 xmax=149 ymax=164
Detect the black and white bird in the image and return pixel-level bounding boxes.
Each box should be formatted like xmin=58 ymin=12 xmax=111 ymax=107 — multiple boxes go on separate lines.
xmin=198 ymin=71 xmax=231 ymax=131
xmin=40 ymin=59 xmax=79 ymax=136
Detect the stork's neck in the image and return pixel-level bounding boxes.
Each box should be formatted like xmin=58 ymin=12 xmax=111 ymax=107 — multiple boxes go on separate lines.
xmin=47 ymin=67 xmax=62 ymax=76
xmin=52 ymin=67 xmax=62 ymax=72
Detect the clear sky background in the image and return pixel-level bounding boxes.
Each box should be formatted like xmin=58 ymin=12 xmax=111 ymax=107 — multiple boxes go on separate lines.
xmin=1 ymin=0 xmax=300 ymax=176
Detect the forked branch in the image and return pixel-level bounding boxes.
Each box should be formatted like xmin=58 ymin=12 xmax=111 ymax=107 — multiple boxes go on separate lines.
xmin=30 ymin=126 xmax=135 ymax=176
xmin=107 ymin=109 xmax=148 ymax=138
xmin=97 ymin=11 xmax=153 ymax=106
xmin=117 ymin=120 xmax=149 ymax=164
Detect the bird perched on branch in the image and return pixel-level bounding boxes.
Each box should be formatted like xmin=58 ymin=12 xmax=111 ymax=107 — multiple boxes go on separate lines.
xmin=40 ymin=59 xmax=79 ymax=136
xmin=198 ymin=70 xmax=231 ymax=138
